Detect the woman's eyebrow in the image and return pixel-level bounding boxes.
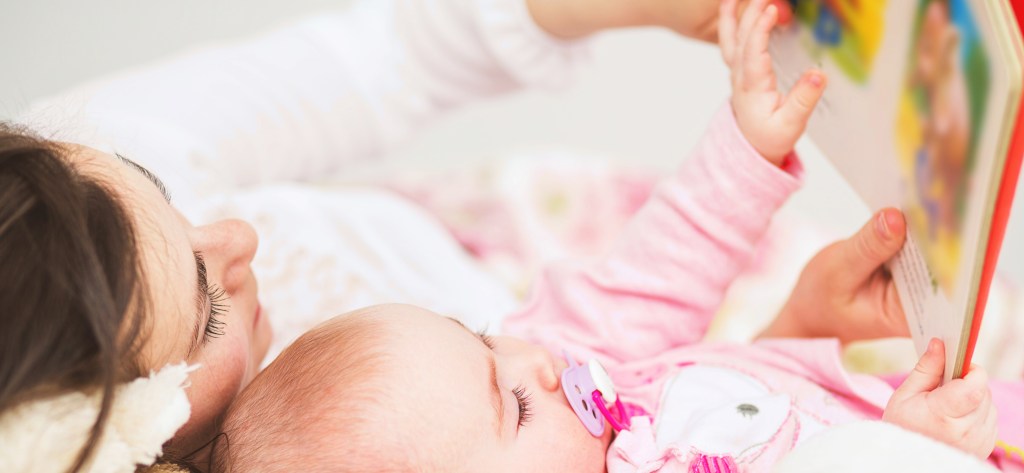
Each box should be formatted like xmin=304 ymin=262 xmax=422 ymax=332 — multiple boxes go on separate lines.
xmin=446 ymin=317 xmax=505 ymax=437
xmin=114 ymin=153 xmax=171 ymax=202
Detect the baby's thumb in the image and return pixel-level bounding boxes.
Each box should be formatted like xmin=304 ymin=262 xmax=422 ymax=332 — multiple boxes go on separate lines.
xmin=779 ymin=69 xmax=826 ymax=129
xmin=894 ymin=338 xmax=946 ymax=401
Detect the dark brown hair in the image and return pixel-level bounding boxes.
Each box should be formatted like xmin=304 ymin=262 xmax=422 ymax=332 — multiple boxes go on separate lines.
xmin=0 ymin=124 xmax=148 ymax=472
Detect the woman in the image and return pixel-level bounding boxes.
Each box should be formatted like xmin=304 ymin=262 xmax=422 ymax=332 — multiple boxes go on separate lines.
xmin=0 ymin=0 xmax=909 ymax=470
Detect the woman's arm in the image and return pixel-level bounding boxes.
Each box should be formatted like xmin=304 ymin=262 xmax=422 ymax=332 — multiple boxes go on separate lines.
xmin=528 ymin=0 xmax=793 ymax=40
xmin=22 ymin=0 xmax=794 ymax=211
xmin=22 ymin=0 xmax=588 ymax=208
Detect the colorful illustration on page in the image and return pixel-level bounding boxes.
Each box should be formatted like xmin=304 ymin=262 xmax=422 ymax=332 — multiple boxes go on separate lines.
xmin=894 ymin=0 xmax=991 ymax=296
xmin=786 ymin=0 xmax=887 ymax=84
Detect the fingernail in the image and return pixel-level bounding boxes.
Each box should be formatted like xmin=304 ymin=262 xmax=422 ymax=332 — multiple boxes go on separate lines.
xmin=884 ymin=210 xmax=904 ymax=237
xmin=774 ymin=1 xmax=793 ymax=25
xmin=927 ymin=338 xmax=940 ymax=354
xmin=875 ymin=211 xmax=891 ymax=239
xmin=807 ymin=73 xmax=823 ymax=88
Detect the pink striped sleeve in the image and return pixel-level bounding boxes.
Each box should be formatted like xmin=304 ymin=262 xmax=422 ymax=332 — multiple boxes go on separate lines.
xmin=502 ymin=104 xmax=803 ymax=365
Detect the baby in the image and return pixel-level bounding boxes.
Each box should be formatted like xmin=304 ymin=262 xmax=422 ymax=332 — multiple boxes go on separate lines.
xmin=214 ymin=1 xmax=1002 ymax=471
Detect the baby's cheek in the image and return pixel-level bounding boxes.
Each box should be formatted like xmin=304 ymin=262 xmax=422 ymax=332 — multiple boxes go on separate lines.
xmin=545 ymin=396 xmax=609 ymax=473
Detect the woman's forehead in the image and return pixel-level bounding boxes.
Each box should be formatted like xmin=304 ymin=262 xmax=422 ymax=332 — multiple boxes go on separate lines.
xmin=67 ymin=144 xmax=201 ymax=366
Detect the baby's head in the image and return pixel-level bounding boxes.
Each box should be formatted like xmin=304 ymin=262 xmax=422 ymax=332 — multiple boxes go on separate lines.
xmin=216 ymin=304 xmax=611 ymax=472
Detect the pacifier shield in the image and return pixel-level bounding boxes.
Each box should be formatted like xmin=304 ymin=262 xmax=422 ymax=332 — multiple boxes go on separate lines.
xmin=561 ymin=352 xmax=606 ymax=437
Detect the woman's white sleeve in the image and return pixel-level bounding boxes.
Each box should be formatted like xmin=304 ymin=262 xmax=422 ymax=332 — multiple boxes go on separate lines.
xmin=20 ymin=0 xmax=587 ymax=209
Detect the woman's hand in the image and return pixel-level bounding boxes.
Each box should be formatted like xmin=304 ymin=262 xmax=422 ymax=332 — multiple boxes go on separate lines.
xmin=720 ymin=0 xmax=825 ymax=165
xmin=638 ymin=0 xmax=793 ymax=41
xmin=883 ymin=339 xmax=998 ymax=459
xmin=759 ymin=208 xmax=911 ymax=343
xmin=526 ymin=0 xmax=791 ymax=41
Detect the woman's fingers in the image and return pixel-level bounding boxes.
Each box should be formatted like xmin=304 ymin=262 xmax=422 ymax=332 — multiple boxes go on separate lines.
xmin=719 ymin=0 xmax=740 ymax=63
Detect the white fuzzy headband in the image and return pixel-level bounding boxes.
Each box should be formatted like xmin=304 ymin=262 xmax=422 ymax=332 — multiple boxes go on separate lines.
xmin=0 ymin=363 xmax=193 ymax=473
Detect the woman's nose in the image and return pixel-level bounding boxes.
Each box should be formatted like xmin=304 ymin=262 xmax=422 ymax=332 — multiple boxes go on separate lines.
xmin=192 ymin=219 xmax=258 ymax=292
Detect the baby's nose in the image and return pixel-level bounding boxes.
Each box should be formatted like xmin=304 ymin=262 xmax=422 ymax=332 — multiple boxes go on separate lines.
xmin=530 ymin=348 xmax=560 ymax=392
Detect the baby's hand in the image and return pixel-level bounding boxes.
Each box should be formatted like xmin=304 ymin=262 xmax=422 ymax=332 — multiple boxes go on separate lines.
xmin=882 ymin=339 xmax=998 ymax=458
xmin=762 ymin=209 xmax=910 ymax=343
xmin=719 ymin=0 xmax=826 ymax=165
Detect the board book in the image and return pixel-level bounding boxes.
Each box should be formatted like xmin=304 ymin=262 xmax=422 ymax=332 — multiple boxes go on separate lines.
xmin=771 ymin=0 xmax=1024 ymax=382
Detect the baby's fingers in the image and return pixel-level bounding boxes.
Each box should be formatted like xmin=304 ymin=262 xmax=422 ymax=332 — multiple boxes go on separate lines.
xmin=746 ymin=4 xmax=778 ymax=63
xmin=777 ymin=69 xmax=826 ymax=130
xmin=959 ymin=392 xmax=998 ymax=458
xmin=978 ymin=399 xmax=999 ymax=456
xmin=737 ymin=0 xmax=770 ymax=57
xmin=719 ymin=0 xmax=740 ymax=64
xmin=930 ymin=366 xmax=990 ymax=418
xmin=739 ymin=4 xmax=779 ymax=91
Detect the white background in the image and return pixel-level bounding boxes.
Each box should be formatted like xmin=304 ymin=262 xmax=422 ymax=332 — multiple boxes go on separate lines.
xmin=1 ymin=0 xmax=1020 ymax=283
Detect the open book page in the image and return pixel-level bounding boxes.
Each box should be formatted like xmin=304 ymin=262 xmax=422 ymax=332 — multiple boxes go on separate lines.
xmin=770 ymin=0 xmax=1016 ymax=383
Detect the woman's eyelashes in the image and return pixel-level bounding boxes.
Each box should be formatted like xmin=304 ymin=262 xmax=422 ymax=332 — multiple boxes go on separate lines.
xmin=193 ymin=251 xmax=228 ymax=344
xmin=203 ymin=284 xmax=229 ymax=341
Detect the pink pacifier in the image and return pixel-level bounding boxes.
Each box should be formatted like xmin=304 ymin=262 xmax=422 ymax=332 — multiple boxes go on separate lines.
xmin=561 ymin=351 xmax=631 ymax=437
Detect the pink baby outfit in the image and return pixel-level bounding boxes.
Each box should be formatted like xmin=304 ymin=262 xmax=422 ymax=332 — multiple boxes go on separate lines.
xmin=503 ymin=105 xmax=899 ymax=472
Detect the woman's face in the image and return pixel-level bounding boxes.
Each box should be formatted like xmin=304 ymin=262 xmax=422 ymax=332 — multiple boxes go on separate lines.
xmin=70 ymin=145 xmax=273 ymax=451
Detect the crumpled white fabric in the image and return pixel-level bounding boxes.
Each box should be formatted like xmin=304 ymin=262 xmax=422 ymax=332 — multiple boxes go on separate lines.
xmin=773 ymin=421 xmax=1000 ymax=473
xmin=0 ymin=364 xmax=192 ymax=473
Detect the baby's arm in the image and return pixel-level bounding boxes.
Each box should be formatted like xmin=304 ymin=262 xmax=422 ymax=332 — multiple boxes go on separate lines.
xmin=503 ymin=0 xmax=825 ymax=364
xmin=883 ymin=339 xmax=998 ymax=458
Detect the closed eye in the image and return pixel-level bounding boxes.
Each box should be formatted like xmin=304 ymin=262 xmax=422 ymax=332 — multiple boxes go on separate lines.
xmin=475 ymin=329 xmax=496 ymax=350
xmin=474 ymin=328 xmax=533 ymax=430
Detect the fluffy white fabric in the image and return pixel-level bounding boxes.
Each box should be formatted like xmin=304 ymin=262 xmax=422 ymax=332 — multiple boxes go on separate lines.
xmin=0 ymin=364 xmax=192 ymax=473
xmin=773 ymin=421 xmax=999 ymax=473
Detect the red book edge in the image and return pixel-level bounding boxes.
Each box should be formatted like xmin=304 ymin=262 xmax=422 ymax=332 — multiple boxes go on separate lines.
xmin=962 ymin=0 xmax=1024 ymax=372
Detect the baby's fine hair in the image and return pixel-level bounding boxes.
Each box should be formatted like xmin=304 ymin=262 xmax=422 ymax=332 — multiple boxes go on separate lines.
xmin=214 ymin=307 xmax=419 ymax=473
